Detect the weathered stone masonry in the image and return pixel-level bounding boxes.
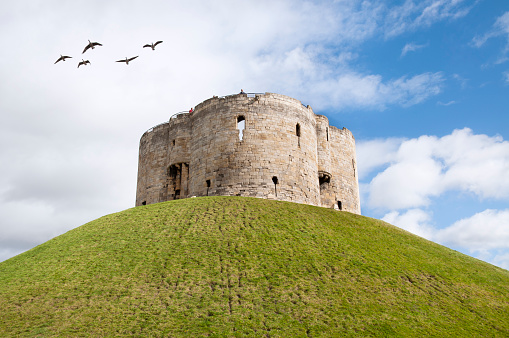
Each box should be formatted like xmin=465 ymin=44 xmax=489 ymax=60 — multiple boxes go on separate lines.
xmin=136 ymin=92 xmax=361 ymax=214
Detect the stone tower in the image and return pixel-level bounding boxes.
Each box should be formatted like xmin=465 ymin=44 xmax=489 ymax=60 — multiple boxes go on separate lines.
xmin=136 ymin=92 xmax=361 ymax=214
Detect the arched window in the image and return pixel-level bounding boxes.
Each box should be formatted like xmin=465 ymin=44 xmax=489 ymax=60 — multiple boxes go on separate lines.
xmin=319 ymin=171 xmax=331 ymax=188
xmin=237 ymin=116 xmax=245 ymax=141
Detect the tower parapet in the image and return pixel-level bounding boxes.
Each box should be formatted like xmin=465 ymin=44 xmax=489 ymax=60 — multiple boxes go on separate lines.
xmin=136 ymin=92 xmax=361 ymax=214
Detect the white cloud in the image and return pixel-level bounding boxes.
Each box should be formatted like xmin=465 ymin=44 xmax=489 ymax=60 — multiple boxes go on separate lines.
xmin=362 ymin=128 xmax=509 ymax=210
xmin=435 ymin=209 xmax=509 ymax=252
xmin=415 ymin=0 xmax=474 ymax=25
xmin=384 ymin=0 xmax=475 ymax=38
xmin=382 ymin=209 xmax=435 ymax=239
xmin=438 ymin=131 xmax=509 ymax=199
xmin=437 ymin=100 xmax=456 ymax=106
xmin=472 ymin=11 xmax=509 ymax=63
xmin=493 ymin=252 xmax=509 ymax=270
xmin=356 ymin=138 xmax=405 ymax=179
xmin=452 ymin=73 xmax=468 ymax=89
xmin=472 ymin=11 xmax=509 ymax=47
xmin=387 ymin=72 xmax=445 ymax=107
xmin=401 ymin=42 xmax=428 ymax=57
xmin=504 ymin=71 xmax=509 ymax=83
xmin=368 ymin=135 xmax=445 ymax=209
xmin=300 ymin=71 xmax=444 ymax=111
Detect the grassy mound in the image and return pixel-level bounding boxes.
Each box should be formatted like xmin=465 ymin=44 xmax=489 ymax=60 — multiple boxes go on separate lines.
xmin=1 ymin=196 xmax=508 ymax=337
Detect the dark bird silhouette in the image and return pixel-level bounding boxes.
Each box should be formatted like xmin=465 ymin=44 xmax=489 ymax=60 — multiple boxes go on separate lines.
xmin=82 ymin=40 xmax=103 ymax=54
xmin=116 ymin=56 xmax=139 ymax=65
xmin=78 ymin=59 xmax=91 ymax=68
xmin=143 ymin=41 xmax=163 ymax=50
xmin=54 ymin=55 xmax=72 ymax=64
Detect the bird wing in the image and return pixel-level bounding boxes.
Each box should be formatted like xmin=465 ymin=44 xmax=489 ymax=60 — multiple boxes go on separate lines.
xmin=92 ymin=42 xmax=102 ymax=47
xmin=59 ymin=56 xmax=72 ymax=63
xmin=78 ymin=60 xmax=90 ymax=67
xmin=154 ymin=41 xmax=163 ymax=46
xmin=116 ymin=59 xmax=126 ymax=63
xmin=143 ymin=44 xmax=151 ymax=48
xmin=128 ymin=56 xmax=139 ymax=61
xmin=82 ymin=44 xmax=91 ymax=54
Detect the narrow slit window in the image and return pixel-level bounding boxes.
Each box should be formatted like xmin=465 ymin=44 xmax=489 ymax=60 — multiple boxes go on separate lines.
xmin=206 ymin=179 xmax=211 ymax=196
xmin=272 ymin=176 xmax=278 ymax=197
xmin=326 ymin=127 xmax=329 ymax=141
xmin=352 ymin=159 xmax=356 ymax=178
xmin=338 ymin=201 xmax=342 ymax=211
xmin=296 ymin=123 xmax=301 ymax=147
xmin=237 ymin=116 xmax=245 ymax=141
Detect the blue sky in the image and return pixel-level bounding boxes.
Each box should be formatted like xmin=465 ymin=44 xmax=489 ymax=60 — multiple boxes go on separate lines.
xmin=0 ymin=0 xmax=508 ymax=269
xmin=340 ymin=1 xmax=508 ymax=140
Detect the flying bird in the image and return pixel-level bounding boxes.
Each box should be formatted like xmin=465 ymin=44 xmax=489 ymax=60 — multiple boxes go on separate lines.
xmin=82 ymin=40 xmax=103 ymax=54
xmin=54 ymin=55 xmax=72 ymax=64
xmin=143 ymin=41 xmax=163 ymax=50
xmin=116 ymin=56 xmax=139 ymax=65
xmin=78 ymin=59 xmax=91 ymax=68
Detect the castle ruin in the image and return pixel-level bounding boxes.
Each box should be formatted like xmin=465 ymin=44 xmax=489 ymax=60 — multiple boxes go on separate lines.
xmin=136 ymin=92 xmax=361 ymax=214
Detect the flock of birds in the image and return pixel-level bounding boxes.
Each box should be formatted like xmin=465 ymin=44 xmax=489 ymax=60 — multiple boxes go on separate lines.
xmin=54 ymin=39 xmax=163 ymax=68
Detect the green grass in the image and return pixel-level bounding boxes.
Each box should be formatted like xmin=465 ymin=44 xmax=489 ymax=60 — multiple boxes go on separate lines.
xmin=1 ymin=196 xmax=508 ymax=337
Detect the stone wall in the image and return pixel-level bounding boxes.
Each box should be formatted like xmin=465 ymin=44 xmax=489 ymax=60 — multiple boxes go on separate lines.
xmin=136 ymin=92 xmax=361 ymax=214
xmin=136 ymin=123 xmax=169 ymax=204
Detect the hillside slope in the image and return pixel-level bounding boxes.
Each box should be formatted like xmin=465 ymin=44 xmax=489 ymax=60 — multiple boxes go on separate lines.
xmin=1 ymin=197 xmax=508 ymax=337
